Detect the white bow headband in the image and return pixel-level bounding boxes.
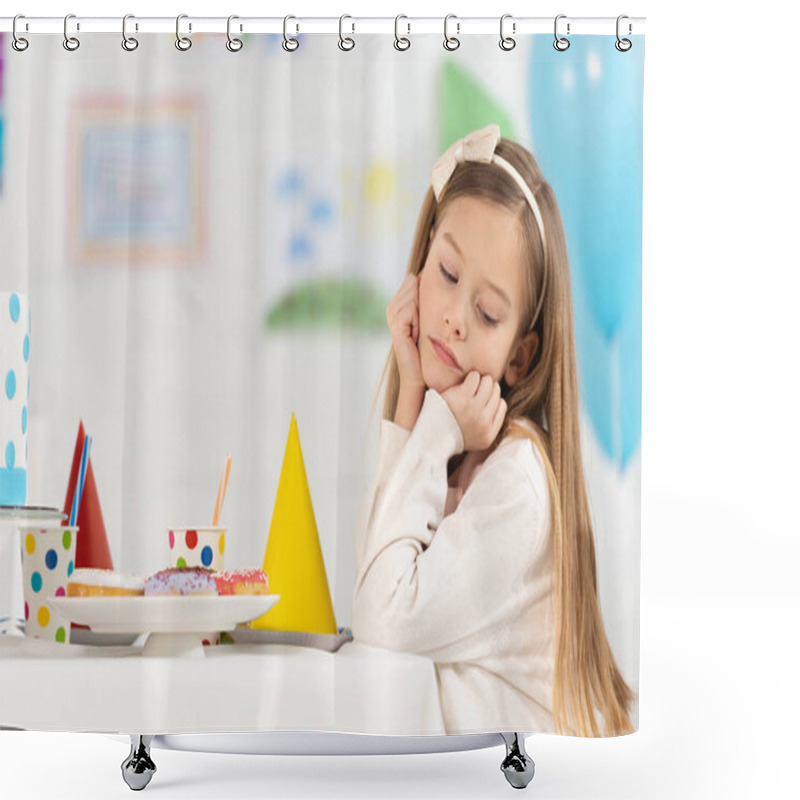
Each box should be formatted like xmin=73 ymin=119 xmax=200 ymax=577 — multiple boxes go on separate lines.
xmin=430 ymin=124 xmax=548 ymax=333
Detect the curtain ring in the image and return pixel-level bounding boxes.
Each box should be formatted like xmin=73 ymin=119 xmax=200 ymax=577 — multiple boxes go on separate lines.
xmin=226 ymin=15 xmax=243 ymax=52
xmin=615 ymin=15 xmax=632 ymax=51
xmin=283 ymin=15 xmax=299 ymax=52
xmin=499 ymin=14 xmax=515 ymax=51
xmin=122 ymin=14 xmax=139 ymax=51
xmin=394 ymin=15 xmax=410 ymax=51
xmin=63 ymin=14 xmax=80 ymax=51
xmin=443 ymin=14 xmax=460 ymax=51
xmin=554 ymin=14 xmax=571 ymax=51
xmin=175 ymin=14 xmax=192 ymax=51
xmin=12 ymin=14 xmax=29 ymax=52
xmin=339 ymin=14 xmax=355 ymax=51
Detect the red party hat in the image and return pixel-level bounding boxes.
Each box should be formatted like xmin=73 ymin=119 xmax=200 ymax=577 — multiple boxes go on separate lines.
xmin=62 ymin=421 xmax=113 ymax=571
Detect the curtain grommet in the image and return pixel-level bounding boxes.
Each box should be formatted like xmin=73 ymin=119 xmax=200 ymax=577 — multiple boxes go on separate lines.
xmin=554 ymin=14 xmax=570 ymax=51
xmin=394 ymin=15 xmax=411 ymax=51
xmin=338 ymin=14 xmax=355 ymax=51
xmin=12 ymin=14 xmax=29 ymax=52
xmin=499 ymin=14 xmax=516 ymax=51
xmin=175 ymin=14 xmax=192 ymax=51
xmin=443 ymin=14 xmax=460 ymax=51
xmin=226 ymin=15 xmax=243 ymax=52
xmin=121 ymin=14 xmax=139 ymax=51
xmin=63 ymin=14 xmax=80 ymax=51
xmin=283 ymin=15 xmax=299 ymax=52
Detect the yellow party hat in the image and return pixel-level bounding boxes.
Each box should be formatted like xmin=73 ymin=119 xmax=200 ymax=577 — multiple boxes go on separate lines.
xmin=251 ymin=414 xmax=338 ymax=634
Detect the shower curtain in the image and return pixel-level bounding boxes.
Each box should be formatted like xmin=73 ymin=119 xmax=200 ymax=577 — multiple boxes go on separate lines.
xmin=0 ymin=24 xmax=644 ymax=740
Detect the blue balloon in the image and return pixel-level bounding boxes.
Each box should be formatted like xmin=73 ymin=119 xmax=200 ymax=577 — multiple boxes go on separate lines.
xmin=572 ymin=246 xmax=642 ymax=469
xmin=527 ymin=35 xmax=644 ymax=467
xmin=528 ymin=34 xmax=643 ymax=340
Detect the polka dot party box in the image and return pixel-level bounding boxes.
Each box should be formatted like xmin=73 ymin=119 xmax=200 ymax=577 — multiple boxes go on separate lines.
xmin=20 ymin=526 xmax=78 ymax=644
xmin=0 ymin=293 xmax=30 ymax=506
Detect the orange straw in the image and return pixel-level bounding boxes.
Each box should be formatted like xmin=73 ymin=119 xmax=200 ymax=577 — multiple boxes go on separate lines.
xmin=212 ymin=454 xmax=232 ymax=526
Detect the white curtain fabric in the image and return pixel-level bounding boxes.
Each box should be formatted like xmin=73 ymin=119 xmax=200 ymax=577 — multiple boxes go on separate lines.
xmin=0 ymin=31 xmax=642 ymax=732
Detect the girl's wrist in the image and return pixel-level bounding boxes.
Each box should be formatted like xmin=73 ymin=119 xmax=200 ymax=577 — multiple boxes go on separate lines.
xmin=394 ymin=383 xmax=426 ymax=431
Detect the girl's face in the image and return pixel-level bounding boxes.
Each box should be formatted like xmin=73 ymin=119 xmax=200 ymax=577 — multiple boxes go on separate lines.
xmin=418 ymin=195 xmax=537 ymax=395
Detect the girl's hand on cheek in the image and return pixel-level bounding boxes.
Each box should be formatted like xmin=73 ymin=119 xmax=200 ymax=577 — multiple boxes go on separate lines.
xmin=442 ymin=371 xmax=507 ymax=452
xmin=387 ymin=273 xmax=425 ymax=393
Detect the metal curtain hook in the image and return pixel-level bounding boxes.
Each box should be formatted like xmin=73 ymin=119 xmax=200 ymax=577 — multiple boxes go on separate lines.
xmin=176 ymin=14 xmax=192 ymax=51
xmin=443 ymin=14 xmax=460 ymax=51
xmin=226 ymin=15 xmax=243 ymax=52
xmin=122 ymin=14 xmax=139 ymax=51
xmin=283 ymin=15 xmax=299 ymax=52
xmin=616 ymin=14 xmax=632 ymax=51
xmin=12 ymin=14 xmax=29 ymax=51
xmin=499 ymin=14 xmax=515 ymax=51
xmin=339 ymin=14 xmax=355 ymax=51
xmin=554 ymin=14 xmax=571 ymax=51
xmin=63 ymin=13 xmax=80 ymax=51
xmin=394 ymin=14 xmax=410 ymax=51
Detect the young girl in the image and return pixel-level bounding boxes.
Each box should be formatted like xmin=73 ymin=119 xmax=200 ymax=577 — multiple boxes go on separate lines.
xmin=352 ymin=124 xmax=635 ymax=737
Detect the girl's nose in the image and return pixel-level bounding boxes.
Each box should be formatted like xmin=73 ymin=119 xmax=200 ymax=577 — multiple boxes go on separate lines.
xmin=444 ymin=308 xmax=465 ymax=338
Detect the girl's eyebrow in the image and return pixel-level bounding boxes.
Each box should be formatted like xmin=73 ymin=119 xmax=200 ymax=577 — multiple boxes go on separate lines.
xmin=443 ymin=231 xmax=465 ymax=259
xmin=443 ymin=231 xmax=512 ymax=307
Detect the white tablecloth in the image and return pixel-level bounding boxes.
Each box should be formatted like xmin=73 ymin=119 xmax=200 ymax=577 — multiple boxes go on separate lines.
xmin=0 ymin=635 xmax=446 ymax=736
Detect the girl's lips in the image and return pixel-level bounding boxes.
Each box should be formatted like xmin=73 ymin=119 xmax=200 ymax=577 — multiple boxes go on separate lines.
xmin=430 ymin=337 xmax=461 ymax=370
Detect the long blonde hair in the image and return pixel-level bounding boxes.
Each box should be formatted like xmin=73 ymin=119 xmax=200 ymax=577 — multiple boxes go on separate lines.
xmin=378 ymin=136 xmax=635 ymax=737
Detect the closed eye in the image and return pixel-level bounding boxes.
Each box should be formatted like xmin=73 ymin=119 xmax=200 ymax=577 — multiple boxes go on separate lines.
xmin=439 ymin=264 xmax=457 ymax=283
xmin=440 ymin=264 xmax=499 ymax=325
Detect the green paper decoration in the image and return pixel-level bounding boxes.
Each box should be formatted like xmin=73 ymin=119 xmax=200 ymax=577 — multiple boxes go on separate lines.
xmin=439 ymin=62 xmax=516 ymax=150
xmin=265 ymin=276 xmax=387 ymax=332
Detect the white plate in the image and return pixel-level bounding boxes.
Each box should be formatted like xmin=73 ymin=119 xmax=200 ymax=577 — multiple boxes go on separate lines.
xmin=48 ymin=595 xmax=280 ymax=635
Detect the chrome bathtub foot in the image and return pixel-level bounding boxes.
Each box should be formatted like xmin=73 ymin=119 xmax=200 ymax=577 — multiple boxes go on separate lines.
xmin=500 ymin=733 xmax=535 ymax=789
xmin=121 ymin=735 xmax=157 ymax=791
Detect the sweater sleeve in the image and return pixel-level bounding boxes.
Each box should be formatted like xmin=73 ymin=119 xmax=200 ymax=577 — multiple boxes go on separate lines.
xmin=352 ymin=389 xmax=547 ymax=664
xmin=353 ymin=415 xmax=412 ymax=567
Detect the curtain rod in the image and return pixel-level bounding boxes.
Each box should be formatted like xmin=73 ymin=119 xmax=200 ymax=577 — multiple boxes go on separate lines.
xmin=0 ymin=16 xmax=646 ymax=37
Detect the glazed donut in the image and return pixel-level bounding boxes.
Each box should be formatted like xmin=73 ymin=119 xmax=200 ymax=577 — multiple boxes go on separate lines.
xmin=213 ymin=568 xmax=269 ymax=596
xmin=144 ymin=567 xmax=218 ymax=597
xmin=67 ymin=568 xmax=145 ymax=597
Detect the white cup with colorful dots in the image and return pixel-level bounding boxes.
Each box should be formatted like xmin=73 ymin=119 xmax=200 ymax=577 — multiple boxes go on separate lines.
xmin=19 ymin=525 xmax=78 ymax=644
xmin=168 ymin=526 xmax=225 ymax=571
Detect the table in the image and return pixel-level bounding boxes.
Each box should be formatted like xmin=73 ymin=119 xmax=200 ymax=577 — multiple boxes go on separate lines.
xmin=0 ymin=635 xmax=538 ymax=793
xmin=0 ymin=635 xmax=446 ymax=736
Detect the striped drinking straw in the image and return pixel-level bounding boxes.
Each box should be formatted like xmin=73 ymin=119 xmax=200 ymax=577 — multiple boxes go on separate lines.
xmin=212 ymin=454 xmax=232 ymax=526
xmin=69 ymin=435 xmax=92 ymax=527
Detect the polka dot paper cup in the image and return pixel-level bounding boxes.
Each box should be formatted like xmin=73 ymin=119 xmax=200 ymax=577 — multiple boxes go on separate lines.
xmin=19 ymin=525 xmax=77 ymax=644
xmin=168 ymin=527 xmax=226 ymax=571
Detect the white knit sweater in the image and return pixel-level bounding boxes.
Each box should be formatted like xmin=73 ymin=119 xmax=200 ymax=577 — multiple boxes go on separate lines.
xmin=352 ymin=389 xmax=555 ymax=734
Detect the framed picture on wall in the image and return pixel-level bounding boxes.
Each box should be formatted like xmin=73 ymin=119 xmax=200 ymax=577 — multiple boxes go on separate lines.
xmin=67 ymin=96 xmax=207 ymax=268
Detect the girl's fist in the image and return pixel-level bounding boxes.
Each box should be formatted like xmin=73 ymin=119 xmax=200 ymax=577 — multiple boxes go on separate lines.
xmin=442 ymin=371 xmax=507 ymax=452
